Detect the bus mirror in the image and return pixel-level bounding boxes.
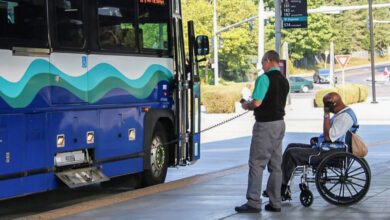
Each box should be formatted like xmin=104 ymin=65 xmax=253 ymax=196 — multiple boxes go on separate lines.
xmin=195 ymin=36 xmax=209 ymax=56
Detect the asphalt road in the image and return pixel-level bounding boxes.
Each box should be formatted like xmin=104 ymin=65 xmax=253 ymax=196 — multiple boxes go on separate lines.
xmin=292 ymin=63 xmax=390 ymax=99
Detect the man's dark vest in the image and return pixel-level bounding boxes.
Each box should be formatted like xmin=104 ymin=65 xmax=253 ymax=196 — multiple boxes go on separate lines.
xmin=254 ymin=70 xmax=289 ymax=122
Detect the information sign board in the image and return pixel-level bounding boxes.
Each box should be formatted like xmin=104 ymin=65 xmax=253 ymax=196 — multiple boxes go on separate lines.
xmin=282 ymin=0 xmax=308 ymax=29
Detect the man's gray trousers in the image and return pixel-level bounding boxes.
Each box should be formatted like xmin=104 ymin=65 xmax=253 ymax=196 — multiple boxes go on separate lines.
xmin=246 ymin=120 xmax=285 ymax=209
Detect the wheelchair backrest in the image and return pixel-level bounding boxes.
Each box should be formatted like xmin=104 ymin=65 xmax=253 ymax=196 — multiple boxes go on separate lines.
xmin=344 ymin=108 xmax=359 ymax=153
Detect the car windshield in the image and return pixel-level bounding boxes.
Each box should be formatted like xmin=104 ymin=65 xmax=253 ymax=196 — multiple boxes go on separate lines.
xmin=319 ymin=69 xmax=330 ymax=75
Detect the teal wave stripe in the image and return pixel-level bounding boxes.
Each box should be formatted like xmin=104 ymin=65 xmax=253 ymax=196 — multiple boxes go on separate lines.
xmin=0 ymin=59 xmax=173 ymax=108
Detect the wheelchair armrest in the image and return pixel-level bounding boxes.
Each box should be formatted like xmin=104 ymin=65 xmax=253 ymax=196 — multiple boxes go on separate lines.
xmin=318 ymin=141 xmax=347 ymax=150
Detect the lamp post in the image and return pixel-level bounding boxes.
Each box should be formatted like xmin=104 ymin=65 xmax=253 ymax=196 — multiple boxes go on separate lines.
xmin=368 ymin=0 xmax=377 ymax=103
xmin=213 ymin=0 xmax=219 ymax=85
xmin=275 ymin=0 xmax=282 ymax=55
xmin=257 ymin=0 xmax=265 ymax=75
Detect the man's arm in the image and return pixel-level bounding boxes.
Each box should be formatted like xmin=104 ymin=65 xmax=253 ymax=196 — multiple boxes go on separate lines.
xmin=242 ymin=99 xmax=262 ymax=111
xmin=243 ymin=74 xmax=268 ymax=111
xmin=323 ymin=112 xmax=331 ymax=142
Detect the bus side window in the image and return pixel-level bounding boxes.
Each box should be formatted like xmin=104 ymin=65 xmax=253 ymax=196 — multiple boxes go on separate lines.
xmin=0 ymin=0 xmax=48 ymax=48
xmin=0 ymin=7 xmax=7 ymax=37
xmin=54 ymin=0 xmax=84 ymax=48
xmin=97 ymin=0 xmax=136 ymax=50
xmin=138 ymin=1 xmax=169 ymax=51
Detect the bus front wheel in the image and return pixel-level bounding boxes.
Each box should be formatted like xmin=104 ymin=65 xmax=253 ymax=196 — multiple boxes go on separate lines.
xmin=142 ymin=123 xmax=169 ymax=186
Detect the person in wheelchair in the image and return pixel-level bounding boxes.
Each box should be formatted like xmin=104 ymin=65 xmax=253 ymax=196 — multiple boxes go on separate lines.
xmin=280 ymin=92 xmax=357 ymax=200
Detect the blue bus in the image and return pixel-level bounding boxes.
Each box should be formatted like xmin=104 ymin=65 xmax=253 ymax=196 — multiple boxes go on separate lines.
xmin=0 ymin=0 xmax=208 ymax=199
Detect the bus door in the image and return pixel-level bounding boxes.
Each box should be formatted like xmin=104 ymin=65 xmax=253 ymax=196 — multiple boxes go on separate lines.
xmin=187 ymin=21 xmax=200 ymax=162
xmin=50 ymin=0 xmax=88 ymax=105
xmin=172 ymin=12 xmax=187 ymax=165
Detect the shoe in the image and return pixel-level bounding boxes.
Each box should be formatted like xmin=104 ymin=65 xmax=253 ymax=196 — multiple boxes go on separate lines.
xmin=235 ymin=204 xmax=261 ymax=213
xmin=262 ymin=190 xmax=269 ymax=197
xmin=265 ymin=203 xmax=281 ymax=212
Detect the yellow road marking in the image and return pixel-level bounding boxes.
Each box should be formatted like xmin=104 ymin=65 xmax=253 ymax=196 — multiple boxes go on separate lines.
xmin=21 ymin=164 xmax=248 ymax=220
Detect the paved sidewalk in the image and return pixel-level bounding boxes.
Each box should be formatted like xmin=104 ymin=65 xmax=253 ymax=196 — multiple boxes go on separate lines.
xmin=52 ymin=97 xmax=390 ymax=220
xmin=59 ymin=160 xmax=390 ymax=220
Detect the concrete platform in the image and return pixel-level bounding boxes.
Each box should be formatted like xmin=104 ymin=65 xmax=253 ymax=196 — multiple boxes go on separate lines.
xmin=54 ymin=156 xmax=390 ymax=220
xmin=26 ymin=96 xmax=390 ymax=220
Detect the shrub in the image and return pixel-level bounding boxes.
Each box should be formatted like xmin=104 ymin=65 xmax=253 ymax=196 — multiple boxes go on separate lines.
xmin=202 ymin=91 xmax=236 ymax=113
xmin=202 ymin=82 xmax=252 ymax=113
xmin=314 ymin=84 xmax=369 ymax=107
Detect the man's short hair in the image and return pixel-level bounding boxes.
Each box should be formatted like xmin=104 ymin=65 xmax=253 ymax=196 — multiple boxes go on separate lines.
xmin=263 ymin=50 xmax=280 ymax=63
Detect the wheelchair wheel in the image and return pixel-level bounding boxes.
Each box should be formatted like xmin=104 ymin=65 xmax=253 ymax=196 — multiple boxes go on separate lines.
xmin=300 ymin=190 xmax=313 ymax=207
xmin=315 ymin=152 xmax=371 ymax=206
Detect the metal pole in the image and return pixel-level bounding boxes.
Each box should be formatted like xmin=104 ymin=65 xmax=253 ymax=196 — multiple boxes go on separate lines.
xmin=330 ymin=42 xmax=335 ymax=87
xmin=325 ymin=50 xmax=329 ymax=69
xmin=342 ymin=68 xmax=346 ymax=102
xmin=369 ymin=0 xmax=377 ymax=103
xmin=388 ymin=46 xmax=390 ymax=63
xmin=275 ymin=0 xmax=282 ymax=55
xmin=283 ymin=42 xmax=291 ymax=105
xmin=258 ymin=0 xmax=265 ymax=75
xmin=213 ymin=0 xmax=219 ymax=85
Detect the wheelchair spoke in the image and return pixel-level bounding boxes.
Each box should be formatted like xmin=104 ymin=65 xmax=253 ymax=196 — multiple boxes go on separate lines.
xmin=348 ymin=167 xmax=363 ymax=176
xmin=345 ymin=159 xmax=356 ymax=173
xmin=347 ymin=180 xmax=364 ymax=188
xmin=338 ymin=183 xmax=343 ymax=200
xmin=326 ymin=175 xmax=341 ymax=178
xmin=329 ymin=167 xmax=342 ymax=176
xmin=349 ymin=176 xmax=366 ymax=182
xmin=344 ymin=182 xmax=354 ymax=197
xmin=349 ymin=171 xmax=366 ymax=178
xmin=328 ymin=181 xmax=340 ymax=192
xmin=347 ymin=181 xmax=359 ymax=194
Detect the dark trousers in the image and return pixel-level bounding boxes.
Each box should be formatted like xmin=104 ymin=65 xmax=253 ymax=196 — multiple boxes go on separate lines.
xmin=281 ymin=143 xmax=343 ymax=185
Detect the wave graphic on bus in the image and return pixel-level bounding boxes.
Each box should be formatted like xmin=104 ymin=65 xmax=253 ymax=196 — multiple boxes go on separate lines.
xmin=0 ymin=59 xmax=173 ymax=108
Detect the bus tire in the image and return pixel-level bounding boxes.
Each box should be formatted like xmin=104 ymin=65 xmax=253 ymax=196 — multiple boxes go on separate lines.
xmin=142 ymin=123 xmax=169 ymax=186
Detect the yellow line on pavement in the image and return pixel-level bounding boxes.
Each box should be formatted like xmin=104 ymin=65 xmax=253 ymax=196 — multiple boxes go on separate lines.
xmin=367 ymin=139 xmax=390 ymax=147
xmin=20 ymin=164 xmax=249 ymax=220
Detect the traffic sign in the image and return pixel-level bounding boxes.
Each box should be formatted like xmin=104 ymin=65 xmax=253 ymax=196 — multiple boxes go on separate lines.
xmin=335 ymin=55 xmax=351 ymax=68
xmin=335 ymin=54 xmax=351 ymax=102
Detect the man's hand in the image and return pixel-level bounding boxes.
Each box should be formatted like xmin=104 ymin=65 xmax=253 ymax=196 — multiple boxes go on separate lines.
xmin=324 ymin=106 xmax=331 ymax=113
xmin=241 ymin=101 xmax=249 ymax=110
xmin=241 ymin=99 xmax=262 ymax=111
xmin=310 ymin=137 xmax=318 ymax=146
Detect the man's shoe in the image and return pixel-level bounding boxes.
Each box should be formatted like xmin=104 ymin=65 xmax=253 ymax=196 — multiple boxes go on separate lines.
xmin=265 ymin=203 xmax=281 ymax=212
xmin=262 ymin=190 xmax=269 ymax=197
xmin=235 ymin=204 xmax=261 ymax=213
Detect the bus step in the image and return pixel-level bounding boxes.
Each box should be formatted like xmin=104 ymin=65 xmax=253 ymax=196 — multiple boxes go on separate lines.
xmin=55 ymin=167 xmax=109 ymax=188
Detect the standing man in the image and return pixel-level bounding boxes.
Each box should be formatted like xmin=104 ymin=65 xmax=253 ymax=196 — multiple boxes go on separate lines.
xmin=235 ymin=50 xmax=289 ymax=213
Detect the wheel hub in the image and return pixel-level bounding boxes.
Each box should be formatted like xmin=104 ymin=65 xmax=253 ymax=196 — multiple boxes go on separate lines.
xmin=156 ymin=145 xmax=165 ymax=169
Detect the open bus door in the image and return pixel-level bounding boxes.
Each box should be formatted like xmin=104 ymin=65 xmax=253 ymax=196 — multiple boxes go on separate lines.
xmin=173 ymin=15 xmax=208 ymax=165
xmin=186 ymin=21 xmax=209 ymax=163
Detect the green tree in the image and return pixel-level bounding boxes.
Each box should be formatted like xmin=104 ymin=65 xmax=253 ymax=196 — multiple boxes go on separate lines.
xmin=217 ymin=0 xmax=257 ymax=81
xmin=183 ymin=0 xmax=258 ymax=82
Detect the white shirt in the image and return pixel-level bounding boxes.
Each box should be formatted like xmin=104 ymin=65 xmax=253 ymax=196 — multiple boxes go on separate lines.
xmin=329 ymin=107 xmax=354 ymax=142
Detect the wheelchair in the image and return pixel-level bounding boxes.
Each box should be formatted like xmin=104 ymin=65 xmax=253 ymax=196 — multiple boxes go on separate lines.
xmin=285 ymin=141 xmax=371 ymax=207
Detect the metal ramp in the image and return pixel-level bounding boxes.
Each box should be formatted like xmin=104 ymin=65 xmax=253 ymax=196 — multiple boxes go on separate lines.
xmin=56 ymin=167 xmax=109 ymax=188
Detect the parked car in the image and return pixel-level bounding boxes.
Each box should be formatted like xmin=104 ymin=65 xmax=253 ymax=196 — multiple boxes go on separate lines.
xmin=289 ymin=76 xmax=314 ymax=93
xmin=313 ymin=68 xmax=330 ymax=84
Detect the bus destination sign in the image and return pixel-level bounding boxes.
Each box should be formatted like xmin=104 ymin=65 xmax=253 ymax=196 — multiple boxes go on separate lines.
xmin=139 ymin=0 xmax=165 ymax=5
xmin=282 ymin=0 xmax=308 ymax=29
